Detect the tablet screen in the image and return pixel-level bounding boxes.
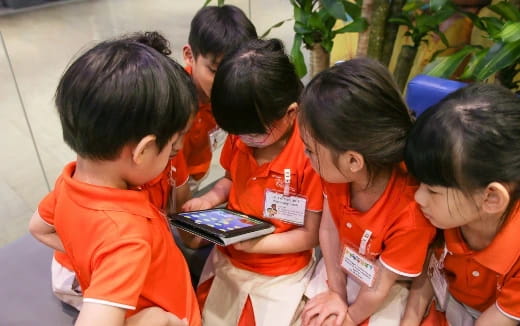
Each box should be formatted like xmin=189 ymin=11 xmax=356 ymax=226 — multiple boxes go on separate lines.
xmin=177 ymin=209 xmax=260 ymax=232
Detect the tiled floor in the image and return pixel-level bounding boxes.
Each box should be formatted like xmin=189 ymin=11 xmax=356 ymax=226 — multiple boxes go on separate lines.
xmin=0 ymin=0 xmax=303 ymax=247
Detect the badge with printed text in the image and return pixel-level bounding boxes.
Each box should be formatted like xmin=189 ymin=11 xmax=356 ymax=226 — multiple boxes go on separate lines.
xmin=428 ymin=253 xmax=449 ymax=311
xmin=208 ymin=127 xmax=227 ymax=152
xmin=340 ymin=245 xmax=377 ymax=287
xmin=263 ymin=189 xmax=307 ymax=225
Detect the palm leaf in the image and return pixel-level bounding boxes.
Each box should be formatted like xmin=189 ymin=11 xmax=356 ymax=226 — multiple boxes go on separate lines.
xmin=424 ymin=46 xmax=477 ymax=78
xmin=474 ymin=40 xmax=520 ymax=80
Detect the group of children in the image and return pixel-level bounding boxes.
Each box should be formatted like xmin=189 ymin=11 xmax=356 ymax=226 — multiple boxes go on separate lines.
xmin=27 ymin=4 xmax=520 ymax=326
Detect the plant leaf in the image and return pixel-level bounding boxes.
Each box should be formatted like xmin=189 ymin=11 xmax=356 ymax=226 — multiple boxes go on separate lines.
xmin=430 ymin=0 xmax=448 ymax=11
xmin=291 ymin=34 xmax=307 ymax=77
xmin=389 ymin=16 xmax=413 ymax=29
xmin=481 ymin=17 xmax=505 ymax=39
xmin=332 ymin=18 xmax=368 ymax=33
xmin=203 ymin=0 xmax=212 ymax=7
xmin=459 ymin=10 xmax=486 ymax=30
xmin=498 ymin=21 xmax=520 ymax=43
xmin=217 ymin=0 xmax=225 ymax=6
xmin=295 ymin=21 xmax=313 ymax=34
xmin=341 ymin=0 xmax=361 ymax=18
xmin=489 ymin=2 xmax=520 ymax=22
xmin=460 ymin=49 xmax=488 ymax=79
xmin=474 ymin=40 xmax=520 ymax=80
xmin=261 ymin=18 xmax=293 ymax=38
xmin=322 ymin=0 xmax=347 ymax=19
xmin=423 ymin=46 xmax=477 ymax=78
xmin=402 ymin=0 xmax=423 ymax=12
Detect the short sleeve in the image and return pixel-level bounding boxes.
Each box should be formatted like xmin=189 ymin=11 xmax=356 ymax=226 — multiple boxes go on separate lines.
xmin=300 ymin=162 xmax=323 ymax=212
xmin=173 ymin=152 xmax=189 ymax=188
xmin=496 ymin=268 xmax=520 ymax=321
xmin=83 ymin=239 xmax=151 ymax=310
xmin=379 ymin=207 xmax=436 ymax=277
xmin=38 ymin=190 xmax=57 ymax=226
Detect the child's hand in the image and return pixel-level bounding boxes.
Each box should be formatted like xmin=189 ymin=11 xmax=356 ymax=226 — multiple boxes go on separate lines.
xmin=182 ymin=197 xmax=213 ymax=211
xmin=302 ymin=290 xmax=348 ymax=326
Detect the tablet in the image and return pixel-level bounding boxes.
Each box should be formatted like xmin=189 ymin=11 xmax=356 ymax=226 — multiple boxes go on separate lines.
xmin=170 ymin=208 xmax=275 ymax=246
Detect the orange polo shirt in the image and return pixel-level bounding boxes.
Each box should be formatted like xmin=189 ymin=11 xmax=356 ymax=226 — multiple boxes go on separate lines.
xmin=218 ymin=124 xmax=323 ymax=276
xmin=182 ymin=66 xmax=216 ymax=179
xmin=324 ymin=164 xmax=436 ymax=277
xmin=39 ymin=162 xmax=201 ymax=325
xmin=441 ymin=204 xmax=520 ymax=320
xmin=140 ymin=152 xmax=189 ymax=210
xmin=41 ymin=154 xmax=190 ymax=271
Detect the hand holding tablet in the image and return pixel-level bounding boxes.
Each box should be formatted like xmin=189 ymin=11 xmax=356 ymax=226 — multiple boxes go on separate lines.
xmin=170 ymin=208 xmax=275 ymax=246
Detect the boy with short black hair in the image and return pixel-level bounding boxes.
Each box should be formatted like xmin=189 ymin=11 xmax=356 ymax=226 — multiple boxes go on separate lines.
xmin=29 ymin=32 xmax=201 ymax=326
xmin=182 ymin=5 xmax=257 ymax=191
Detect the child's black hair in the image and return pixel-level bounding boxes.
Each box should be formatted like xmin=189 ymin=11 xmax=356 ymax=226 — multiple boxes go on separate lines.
xmin=188 ymin=5 xmax=257 ymax=59
xmin=405 ymin=83 xmax=520 ymax=196
xmin=299 ymin=57 xmax=413 ymax=173
xmin=56 ymin=31 xmax=197 ymax=160
xmin=211 ymin=38 xmax=303 ymax=135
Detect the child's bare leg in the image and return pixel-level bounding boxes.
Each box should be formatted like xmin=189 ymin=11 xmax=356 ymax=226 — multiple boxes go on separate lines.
xmin=125 ymin=307 xmax=188 ymax=326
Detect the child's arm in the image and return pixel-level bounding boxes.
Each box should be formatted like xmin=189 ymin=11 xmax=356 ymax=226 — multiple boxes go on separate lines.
xmin=343 ymin=263 xmax=400 ymax=325
xmin=76 ymin=303 xmax=188 ymax=326
xmin=301 ymin=200 xmax=349 ymax=326
xmin=400 ymin=256 xmax=434 ymax=326
xmin=175 ymin=182 xmax=191 ymax=213
xmin=181 ymin=173 xmax=232 ymax=211
xmin=232 ymin=209 xmax=320 ymax=254
xmin=475 ymin=304 xmax=519 ymax=326
xmin=28 ymin=210 xmax=64 ymax=252
xmin=319 ymin=199 xmax=347 ymax=297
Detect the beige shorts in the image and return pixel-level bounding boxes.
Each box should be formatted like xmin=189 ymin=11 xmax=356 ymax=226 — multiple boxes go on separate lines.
xmin=51 ymin=257 xmax=82 ymax=310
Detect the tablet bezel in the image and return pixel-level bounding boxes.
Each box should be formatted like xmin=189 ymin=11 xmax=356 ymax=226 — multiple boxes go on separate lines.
xmin=170 ymin=208 xmax=273 ymax=239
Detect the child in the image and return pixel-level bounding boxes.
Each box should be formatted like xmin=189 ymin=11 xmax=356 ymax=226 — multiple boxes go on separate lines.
xmin=28 ymin=32 xmax=200 ymax=325
xmin=182 ymin=39 xmax=323 ymax=326
xmin=182 ymin=5 xmax=257 ymax=191
xmin=31 ymin=32 xmax=193 ymax=312
xmin=402 ymin=83 xmax=520 ymax=326
xmin=299 ymin=58 xmax=436 ymax=326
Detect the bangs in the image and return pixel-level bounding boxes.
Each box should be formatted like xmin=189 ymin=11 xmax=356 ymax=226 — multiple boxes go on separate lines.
xmin=404 ymin=105 xmax=460 ymax=188
xmin=211 ymin=61 xmax=266 ymax=135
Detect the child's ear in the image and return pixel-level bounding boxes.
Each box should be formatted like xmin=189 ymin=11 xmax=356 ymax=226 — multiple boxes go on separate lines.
xmin=339 ymin=150 xmax=364 ymax=174
xmin=482 ymin=182 xmax=510 ymax=216
xmin=287 ymin=102 xmax=298 ymax=119
xmin=183 ymin=45 xmax=194 ymax=66
xmin=132 ymin=135 xmax=157 ymax=165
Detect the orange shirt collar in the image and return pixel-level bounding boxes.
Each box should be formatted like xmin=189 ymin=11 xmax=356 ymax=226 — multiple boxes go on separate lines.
xmin=61 ymin=162 xmax=157 ymax=219
xmin=446 ymin=204 xmax=520 ymax=275
xmin=234 ymin=123 xmax=300 ymax=177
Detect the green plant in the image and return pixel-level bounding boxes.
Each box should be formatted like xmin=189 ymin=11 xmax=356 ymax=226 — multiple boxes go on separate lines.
xmin=389 ymin=0 xmax=456 ymax=90
xmin=267 ymin=0 xmax=367 ymax=77
xmin=424 ymin=1 xmax=520 ymax=91
xmin=203 ymin=0 xmax=366 ymax=77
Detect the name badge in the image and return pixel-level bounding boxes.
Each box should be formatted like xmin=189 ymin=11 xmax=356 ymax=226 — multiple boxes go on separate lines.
xmin=208 ymin=127 xmax=227 ymax=152
xmin=263 ymin=189 xmax=307 ymax=225
xmin=428 ymin=252 xmax=449 ymax=310
xmin=340 ymin=246 xmax=377 ymax=287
